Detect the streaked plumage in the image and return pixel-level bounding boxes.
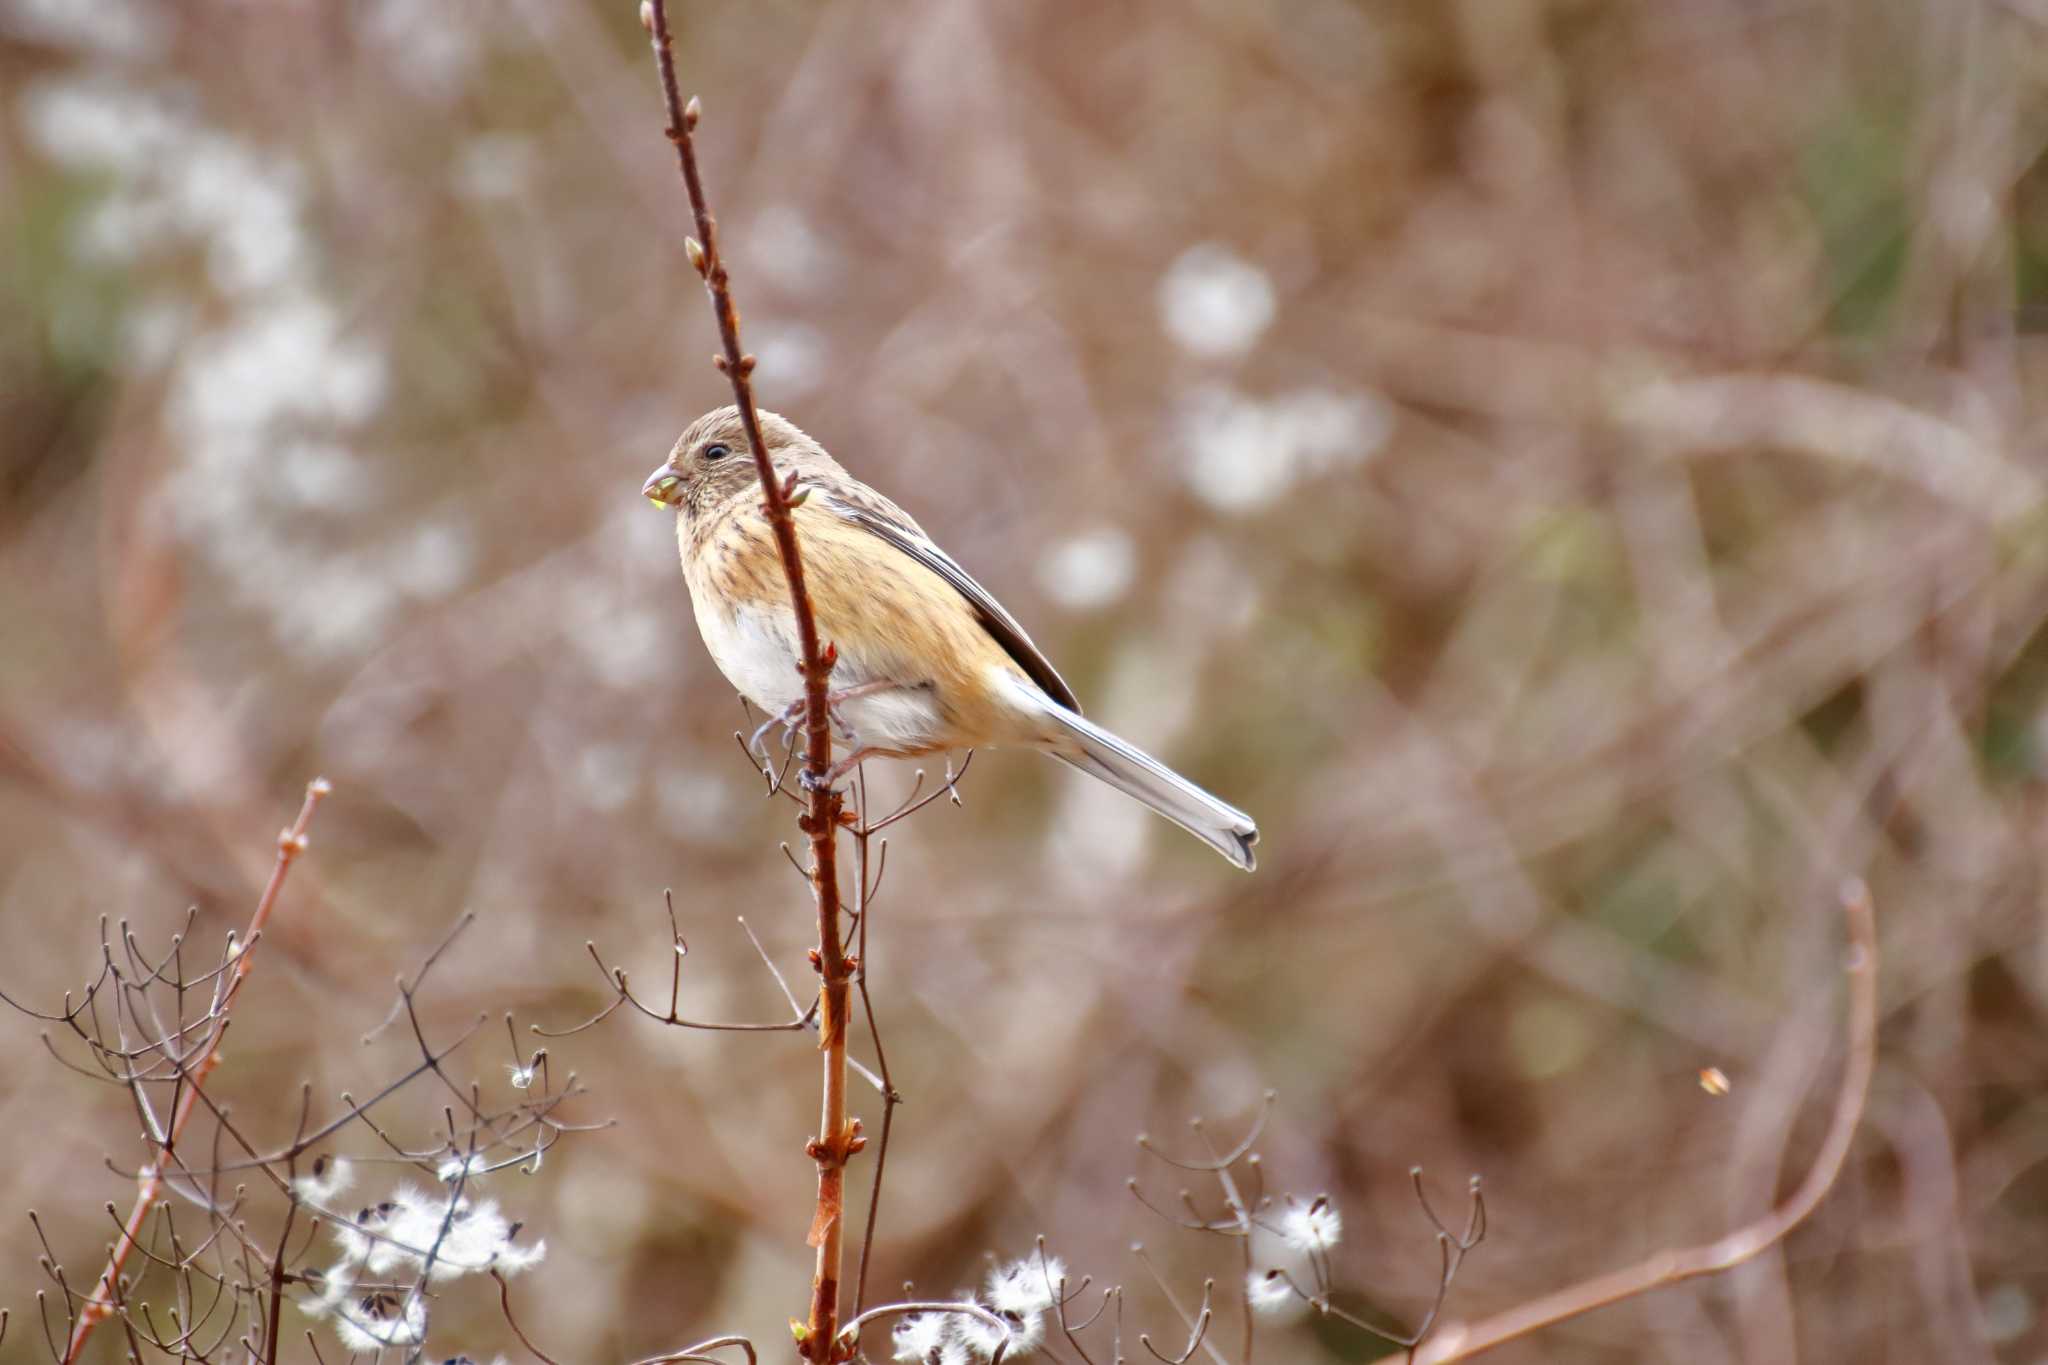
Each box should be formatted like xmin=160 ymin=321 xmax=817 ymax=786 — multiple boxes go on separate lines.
xmin=644 ymin=406 xmax=1258 ymax=870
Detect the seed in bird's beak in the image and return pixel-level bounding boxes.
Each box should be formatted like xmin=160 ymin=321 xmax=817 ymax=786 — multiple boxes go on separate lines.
xmin=644 ymin=472 xmax=683 ymax=507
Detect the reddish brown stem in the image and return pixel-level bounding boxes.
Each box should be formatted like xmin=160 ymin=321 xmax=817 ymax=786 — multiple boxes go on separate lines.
xmin=63 ymin=777 xmax=330 ymax=1364
xmin=641 ymin=6 xmax=855 ymax=1359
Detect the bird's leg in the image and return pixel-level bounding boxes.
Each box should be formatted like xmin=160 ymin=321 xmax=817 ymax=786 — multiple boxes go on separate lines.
xmin=823 ymin=700 xmax=859 ymax=744
xmin=748 ymin=701 xmax=803 ymax=761
xmin=802 ymin=680 xmax=932 ymax=791
xmin=814 ymin=680 xmax=898 ymax=743
xmin=753 ymin=681 xmax=900 ymax=761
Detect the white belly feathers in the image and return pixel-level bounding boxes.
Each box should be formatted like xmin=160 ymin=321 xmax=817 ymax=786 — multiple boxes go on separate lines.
xmin=693 ymin=594 xmax=804 ymax=715
xmin=691 ymin=597 xmax=945 ymax=756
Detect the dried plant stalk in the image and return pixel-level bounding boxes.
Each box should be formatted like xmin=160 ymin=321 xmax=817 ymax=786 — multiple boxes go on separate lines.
xmin=639 ymin=6 xmax=859 ymax=1358
xmin=62 ymin=777 xmax=330 ymax=1364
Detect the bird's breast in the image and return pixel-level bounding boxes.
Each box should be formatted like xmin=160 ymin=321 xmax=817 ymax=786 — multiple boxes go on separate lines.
xmin=676 ymin=496 xmax=1049 ymax=756
xmin=691 ymin=594 xmax=806 ymax=717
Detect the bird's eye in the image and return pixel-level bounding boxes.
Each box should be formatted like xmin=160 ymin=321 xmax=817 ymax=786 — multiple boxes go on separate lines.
xmin=702 ymin=442 xmax=731 ymax=461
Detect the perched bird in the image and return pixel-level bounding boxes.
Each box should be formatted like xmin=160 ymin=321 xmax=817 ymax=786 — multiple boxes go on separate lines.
xmin=642 ymin=406 xmax=1259 ymax=870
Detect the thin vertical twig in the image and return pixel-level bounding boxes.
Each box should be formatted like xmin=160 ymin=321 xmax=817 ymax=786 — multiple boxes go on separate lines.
xmin=850 ymin=784 xmax=904 ymax=1317
xmin=63 ymin=777 xmax=331 ymax=1365
xmin=639 ymin=6 xmax=858 ymax=1358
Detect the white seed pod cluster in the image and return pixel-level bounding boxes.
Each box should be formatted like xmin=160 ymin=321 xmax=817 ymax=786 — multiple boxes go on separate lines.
xmin=891 ymin=1250 xmax=1068 ymax=1363
xmin=299 ymin=1172 xmax=546 ymax=1353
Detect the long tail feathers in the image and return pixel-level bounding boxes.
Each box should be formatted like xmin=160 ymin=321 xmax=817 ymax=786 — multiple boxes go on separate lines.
xmin=1040 ymin=702 xmax=1258 ymax=871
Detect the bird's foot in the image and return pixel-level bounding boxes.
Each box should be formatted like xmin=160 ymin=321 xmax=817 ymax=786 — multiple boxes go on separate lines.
xmin=798 ymin=748 xmax=878 ymax=794
xmin=752 ymin=682 xmax=898 ymax=760
xmin=747 ymin=699 xmax=806 ymax=762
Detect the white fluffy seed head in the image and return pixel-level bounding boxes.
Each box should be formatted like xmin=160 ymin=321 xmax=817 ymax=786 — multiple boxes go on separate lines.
xmin=328 ymin=1199 xmax=392 ymax=1265
xmin=1278 ymin=1197 xmax=1342 ymax=1254
xmin=438 ymin=1152 xmax=488 ymax=1183
xmin=296 ymin=1262 xmax=353 ymax=1319
xmin=1247 ymin=1269 xmax=1298 ymax=1315
xmin=891 ymin=1312 xmax=947 ymax=1362
xmin=954 ymin=1310 xmax=1010 ymax=1360
xmin=985 ymin=1251 xmax=1066 ymax=1317
xmin=330 ymin=1289 xmax=426 ymax=1352
xmin=996 ymin=1309 xmax=1045 ymax=1356
xmin=293 ymin=1154 xmax=353 ymax=1205
xmin=343 ymin=1184 xmax=543 ymax=1281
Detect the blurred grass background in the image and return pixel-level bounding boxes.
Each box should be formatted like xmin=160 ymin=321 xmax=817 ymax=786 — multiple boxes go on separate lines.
xmin=5 ymin=0 xmax=2048 ymax=1360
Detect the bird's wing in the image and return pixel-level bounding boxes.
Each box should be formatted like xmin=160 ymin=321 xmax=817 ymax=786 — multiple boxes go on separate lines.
xmin=816 ymin=491 xmax=1082 ymax=713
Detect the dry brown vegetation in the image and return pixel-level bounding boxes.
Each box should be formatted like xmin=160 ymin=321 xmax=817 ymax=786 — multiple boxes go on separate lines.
xmin=5 ymin=0 xmax=2048 ymax=1361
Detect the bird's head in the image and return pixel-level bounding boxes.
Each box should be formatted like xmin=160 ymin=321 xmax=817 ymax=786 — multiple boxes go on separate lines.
xmin=641 ymin=405 xmax=830 ymax=517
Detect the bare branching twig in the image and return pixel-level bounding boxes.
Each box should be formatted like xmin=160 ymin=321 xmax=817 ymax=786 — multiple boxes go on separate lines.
xmin=7 ymin=786 xmax=594 ymax=1365
xmin=62 ymin=777 xmax=330 ymax=1364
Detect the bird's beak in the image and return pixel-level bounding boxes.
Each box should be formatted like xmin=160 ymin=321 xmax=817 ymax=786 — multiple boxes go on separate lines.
xmin=643 ymin=466 xmax=684 ymax=509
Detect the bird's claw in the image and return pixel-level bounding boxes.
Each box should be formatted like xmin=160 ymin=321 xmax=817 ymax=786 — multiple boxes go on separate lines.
xmin=747 ymin=700 xmax=806 ymax=761
xmin=750 ymin=690 xmax=864 ymax=761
